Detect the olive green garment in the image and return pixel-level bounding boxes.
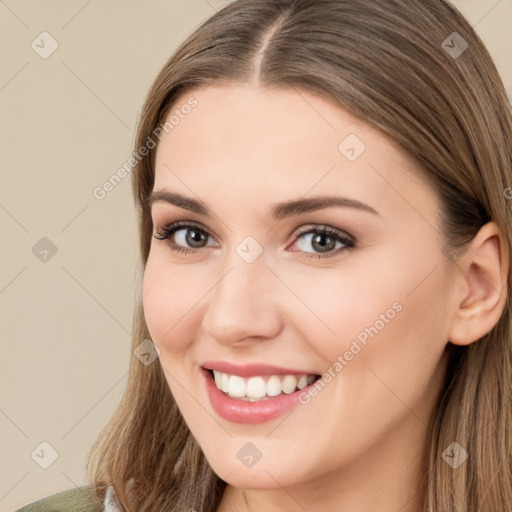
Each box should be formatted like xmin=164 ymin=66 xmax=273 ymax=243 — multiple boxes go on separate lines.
xmin=14 ymin=486 xmax=104 ymax=512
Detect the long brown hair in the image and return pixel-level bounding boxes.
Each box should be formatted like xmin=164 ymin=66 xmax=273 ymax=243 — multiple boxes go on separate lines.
xmin=86 ymin=1 xmax=512 ymax=510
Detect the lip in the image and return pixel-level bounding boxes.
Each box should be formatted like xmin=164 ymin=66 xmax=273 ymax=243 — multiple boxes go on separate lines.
xmin=201 ymin=360 xmax=318 ymax=378
xmin=201 ymin=367 xmax=320 ymax=424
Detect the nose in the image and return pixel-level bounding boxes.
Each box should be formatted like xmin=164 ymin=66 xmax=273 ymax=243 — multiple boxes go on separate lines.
xmin=200 ymin=253 xmax=283 ymax=347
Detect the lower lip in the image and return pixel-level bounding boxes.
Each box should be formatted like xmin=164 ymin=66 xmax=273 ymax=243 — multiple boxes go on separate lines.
xmin=201 ymin=367 xmax=317 ymax=424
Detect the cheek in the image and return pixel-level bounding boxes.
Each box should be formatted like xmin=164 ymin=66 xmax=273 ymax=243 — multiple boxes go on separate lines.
xmin=314 ymin=251 xmax=449 ymax=425
xmin=142 ymin=253 xmax=204 ymax=356
xmin=287 ymin=243 xmax=449 ymax=378
xmin=276 ymin=256 xmax=409 ymax=356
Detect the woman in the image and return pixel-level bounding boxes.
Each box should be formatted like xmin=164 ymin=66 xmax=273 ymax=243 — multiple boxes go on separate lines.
xmin=16 ymin=0 xmax=512 ymax=510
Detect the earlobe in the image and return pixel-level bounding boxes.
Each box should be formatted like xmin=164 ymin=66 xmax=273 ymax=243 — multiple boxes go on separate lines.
xmin=448 ymin=222 xmax=509 ymax=346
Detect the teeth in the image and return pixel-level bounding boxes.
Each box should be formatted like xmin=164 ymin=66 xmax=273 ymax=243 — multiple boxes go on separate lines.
xmin=266 ymin=375 xmax=282 ymax=397
xmin=246 ymin=376 xmax=266 ymax=398
xmin=213 ymin=371 xmax=222 ymax=388
xmin=221 ymin=372 xmax=230 ymax=393
xmin=281 ymin=375 xmax=297 ymax=394
xmin=211 ymin=370 xmax=317 ymax=400
xmin=297 ymin=375 xmax=308 ymax=389
xmin=228 ymin=375 xmax=246 ymax=398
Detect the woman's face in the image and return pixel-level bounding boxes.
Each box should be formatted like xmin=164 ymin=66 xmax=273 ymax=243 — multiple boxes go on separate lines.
xmin=143 ymin=84 xmax=454 ymax=493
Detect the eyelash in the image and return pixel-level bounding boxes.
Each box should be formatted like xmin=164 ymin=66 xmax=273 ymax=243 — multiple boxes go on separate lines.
xmin=153 ymin=221 xmax=356 ymax=260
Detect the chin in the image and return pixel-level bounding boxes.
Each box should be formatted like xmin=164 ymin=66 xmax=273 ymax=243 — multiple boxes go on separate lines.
xmin=204 ymin=450 xmax=311 ymax=490
xmin=220 ymin=467 xmax=291 ymax=490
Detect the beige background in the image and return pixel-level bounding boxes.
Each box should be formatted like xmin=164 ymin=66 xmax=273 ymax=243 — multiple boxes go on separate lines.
xmin=1 ymin=0 xmax=511 ymax=510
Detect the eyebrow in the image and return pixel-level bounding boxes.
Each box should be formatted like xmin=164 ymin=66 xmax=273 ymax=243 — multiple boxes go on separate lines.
xmin=148 ymin=190 xmax=380 ymax=219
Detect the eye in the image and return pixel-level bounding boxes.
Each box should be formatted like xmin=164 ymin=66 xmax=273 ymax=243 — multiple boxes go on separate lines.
xmin=153 ymin=221 xmax=355 ymax=259
xmin=153 ymin=221 xmax=218 ymax=255
xmin=289 ymin=225 xmax=355 ymax=259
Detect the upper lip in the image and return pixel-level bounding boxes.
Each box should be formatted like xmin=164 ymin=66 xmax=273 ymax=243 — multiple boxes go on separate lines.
xmin=201 ymin=360 xmax=320 ymax=378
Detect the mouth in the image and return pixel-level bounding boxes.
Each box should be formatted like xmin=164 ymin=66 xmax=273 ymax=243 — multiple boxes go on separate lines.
xmin=206 ymin=368 xmax=321 ymax=402
xmin=200 ymin=363 xmax=323 ymax=424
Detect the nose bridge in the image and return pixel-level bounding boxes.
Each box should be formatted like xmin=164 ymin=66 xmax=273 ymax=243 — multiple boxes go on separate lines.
xmin=216 ymin=233 xmax=272 ymax=303
xmin=213 ymin=247 xmax=269 ymax=314
xmin=201 ymin=242 xmax=282 ymax=344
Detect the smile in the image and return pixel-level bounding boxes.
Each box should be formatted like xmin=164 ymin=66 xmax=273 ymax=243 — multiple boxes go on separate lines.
xmin=211 ymin=370 xmax=318 ymax=401
xmin=200 ymin=363 xmax=322 ymax=424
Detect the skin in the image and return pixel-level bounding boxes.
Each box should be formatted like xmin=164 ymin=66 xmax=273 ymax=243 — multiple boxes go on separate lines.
xmin=142 ymin=84 xmax=508 ymax=512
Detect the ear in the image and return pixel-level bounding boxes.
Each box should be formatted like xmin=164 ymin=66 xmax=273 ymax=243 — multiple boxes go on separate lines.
xmin=448 ymin=222 xmax=509 ymax=346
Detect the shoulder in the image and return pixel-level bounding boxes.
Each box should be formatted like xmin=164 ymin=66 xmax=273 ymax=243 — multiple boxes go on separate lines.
xmin=14 ymin=485 xmax=104 ymax=512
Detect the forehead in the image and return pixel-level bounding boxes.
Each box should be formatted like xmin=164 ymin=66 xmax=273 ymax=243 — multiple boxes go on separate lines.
xmin=153 ymin=84 xmax=437 ymax=220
